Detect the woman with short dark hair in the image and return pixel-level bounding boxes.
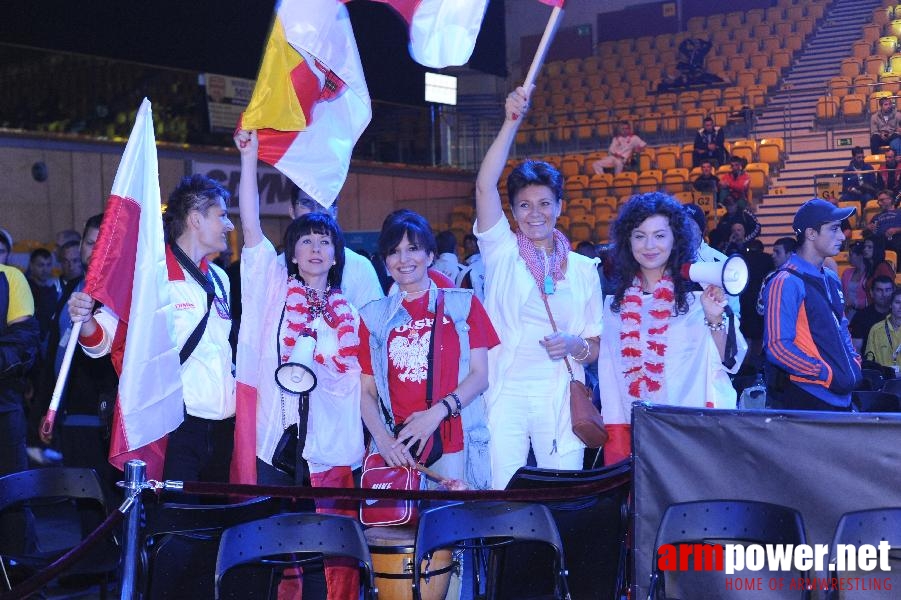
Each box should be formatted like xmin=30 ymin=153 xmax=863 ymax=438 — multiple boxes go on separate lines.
xmin=358 ymin=209 xmax=499 ymax=491
xmin=475 ymin=86 xmax=603 ymax=489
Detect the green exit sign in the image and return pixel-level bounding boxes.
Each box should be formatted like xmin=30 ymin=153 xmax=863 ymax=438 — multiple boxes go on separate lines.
xmin=836 ymin=138 xmax=853 ymax=146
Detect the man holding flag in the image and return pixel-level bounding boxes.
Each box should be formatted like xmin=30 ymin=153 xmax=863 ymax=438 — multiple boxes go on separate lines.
xmin=68 ymin=174 xmax=237 ymax=486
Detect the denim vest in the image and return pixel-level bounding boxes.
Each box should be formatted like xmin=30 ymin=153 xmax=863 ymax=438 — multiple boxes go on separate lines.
xmin=359 ymin=288 xmax=491 ymax=489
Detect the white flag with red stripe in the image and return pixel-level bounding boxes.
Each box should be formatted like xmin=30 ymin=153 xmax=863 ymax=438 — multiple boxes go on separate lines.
xmin=84 ymin=99 xmax=182 ymax=479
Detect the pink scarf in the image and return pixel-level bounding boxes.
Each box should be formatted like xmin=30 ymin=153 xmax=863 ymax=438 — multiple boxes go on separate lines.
xmin=515 ymin=228 xmax=570 ymax=293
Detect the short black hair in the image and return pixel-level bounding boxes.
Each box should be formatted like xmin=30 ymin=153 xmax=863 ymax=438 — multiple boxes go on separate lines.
xmin=852 ymin=146 xmax=864 ymax=157
xmin=506 ymin=160 xmax=564 ymax=207
xmin=378 ymin=209 xmax=436 ymax=260
xmin=29 ymin=248 xmax=52 ymax=262
xmin=871 ymin=274 xmax=894 ymax=290
xmin=83 ymin=214 xmax=103 ymax=238
xmin=773 ymin=237 xmax=797 ymax=254
xmin=59 ymin=240 xmax=80 ymax=254
xmin=283 ymin=212 xmax=345 ymax=289
xmin=163 ymin=174 xmax=230 ymax=244
xmin=435 ymin=230 xmax=457 ymax=254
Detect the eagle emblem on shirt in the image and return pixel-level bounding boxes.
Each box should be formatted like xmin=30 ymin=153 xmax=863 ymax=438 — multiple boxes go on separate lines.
xmin=389 ymin=330 xmax=431 ymax=382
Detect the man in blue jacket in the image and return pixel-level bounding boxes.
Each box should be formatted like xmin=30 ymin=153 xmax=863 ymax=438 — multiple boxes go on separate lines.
xmin=763 ymin=198 xmax=862 ymax=410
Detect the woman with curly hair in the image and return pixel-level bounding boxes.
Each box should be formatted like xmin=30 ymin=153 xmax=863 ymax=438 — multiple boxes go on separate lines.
xmin=475 ymin=86 xmax=603 ymax=488
xmin=598 ymin=193 xmax=746 ymax=464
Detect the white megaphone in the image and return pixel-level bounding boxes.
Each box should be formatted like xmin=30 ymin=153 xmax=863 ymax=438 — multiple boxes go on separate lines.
xmin=680 ymin=254 xmax=749 ymax=296
xmin=274 ymin=334 xmax=317 ymax=394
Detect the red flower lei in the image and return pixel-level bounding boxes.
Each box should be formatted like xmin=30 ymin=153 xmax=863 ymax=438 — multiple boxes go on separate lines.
xmin=280 ymin=277 xmax=359 ymax=373
xmin=619 ymin=275 xmax=674 ymax=400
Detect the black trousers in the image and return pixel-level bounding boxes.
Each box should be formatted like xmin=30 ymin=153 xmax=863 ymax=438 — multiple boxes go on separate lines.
xmin=162 ymin=413 xmax=234 ymax=491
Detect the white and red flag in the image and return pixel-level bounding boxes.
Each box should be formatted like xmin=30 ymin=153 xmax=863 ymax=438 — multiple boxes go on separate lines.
xmin=86 ymin=99 xmax=182 ymax=479
xmin=373 ymin=0 xmax=490 ymax=68
xmin=241 ymin=0 xmax=371 ymax=209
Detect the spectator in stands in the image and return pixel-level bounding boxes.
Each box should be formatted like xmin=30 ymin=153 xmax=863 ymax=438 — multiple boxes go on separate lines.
xmin=740 ymin=238 xmax=775 ymax=369
xmin=58 ymin=240 xmax=83 ymax=289
xmin=592 ymin=121 xmax=647 ymax=175
xmin=692 ymin=160 xmax=721 ymax=197
xmin=692 ymin=117 xmax=727 ymax=167
xmin=757 ymin=237 xmax=797 ymax=316
xmin=849 ymin=275 xmax=894 ymax=355
xmin=0 ymin=229 xmax=12 ymax=266
xmin=862 ymin=236 xmax=896 ymax=285
xmin=868 ymin=189 xmax=901 ymax=258
xmin=841 ymin=242 xmax=869 ymax=319
xmin=432 ymin=230 xmax=467 ymax=286
xmin=476 ymin=86 xmax=603 ymax=488
xmin=763 ymin=198 xmax=860 ymax=410
xmin=461 ymin=233 xmax=485 ymax=302
xmin=870 ymin=97 xmax=901 ymax=155
xmin=711 ymin=199 xmax=760 ymax=251
xmin=26 ymin=248 xmax=59 ymax=358
xmin=719 ymin=156 xmax=752 ymax=211
xmin=840 ymin=146 xmax=879 ymax=208
xmin=864 ymin=287 xmax=901 ymax=370
xmin=683 ymin=203 xmax=740 ymax=317
xmin=879 ymin=148 xmax=901 ymax=196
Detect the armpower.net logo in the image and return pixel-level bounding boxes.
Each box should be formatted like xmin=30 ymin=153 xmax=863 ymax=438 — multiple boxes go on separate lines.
xmin=657 ymin=542 xmax=894 ymax=592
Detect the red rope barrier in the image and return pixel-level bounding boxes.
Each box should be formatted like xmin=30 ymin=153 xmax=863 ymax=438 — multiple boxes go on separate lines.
xmin=0 ymin=508 xmax=125 ymax=600
xmin=183 ymin=471 xmax=632 ymax=503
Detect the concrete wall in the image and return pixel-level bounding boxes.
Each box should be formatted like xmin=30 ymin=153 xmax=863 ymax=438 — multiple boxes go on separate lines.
xmin=0 ymin=133 xmax=474 ymax=255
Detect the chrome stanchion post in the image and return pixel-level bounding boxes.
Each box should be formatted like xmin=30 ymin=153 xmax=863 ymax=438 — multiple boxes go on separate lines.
xmin=119 ymin=459 xmax=146 ymax=600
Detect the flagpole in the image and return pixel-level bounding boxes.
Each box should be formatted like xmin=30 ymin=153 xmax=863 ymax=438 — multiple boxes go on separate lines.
xmin=39 ymin=320 xmax=82 ymax=442
xmin=522 ymin=5 xmax=564 ymax=91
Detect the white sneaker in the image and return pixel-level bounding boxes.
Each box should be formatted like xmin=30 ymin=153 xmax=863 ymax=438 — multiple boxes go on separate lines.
xmin=26 ymin=447 xmax=47 ymax=465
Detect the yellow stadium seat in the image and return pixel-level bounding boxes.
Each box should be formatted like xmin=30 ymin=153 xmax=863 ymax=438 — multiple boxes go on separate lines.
xmin=863 ymin=54 xmax=886 ymax=77
xmin=842 ymin=94 xmax=867 ymax=119
xmin=588 ymin=172 xmax=613 ymax=193
xmin=862 ymin=22 xmax=883 ymax=43
xmin=880 ymin=36 xmax=899 ymax=57
xmin=684 ymin=108 xmax=706 ymax=131
xmin=746 ymin=8 xmax=764 ymax=27
xmin=746 ymin=85 xmax=767 ymax=108
xmin=828 ymin=76 xmax=853 ymax=98
xmin=592 ymin=203 xmax=615 ymax=224
xmin=745 ymin=162 xmax=770 ymax=194
xmin=794 ymin=18 xmax=815 ymax=37
xmin=663 ymin=168 xmax=690 ymax=186
xmin=749 ymin=52 xmax=769 ymax=71
xmin=735 ymin=70 xmax=757 ymax=90
xmin=568 ymin=221 xmax=593 ymax=244
xmin=565 ymin=175 xmax=590 ymax=196
xmin=731 ymin=140 xmax=758 ymax=164
xmin=854 ymin=74 xmax=878 ymax=94
xmin=637 ymin=169 xmax=663 ymax=193
xmin=728 ymin=55 xmax=748 ymax=74
xmin=655 ymin=145 xmax=680 ymax=172
xmin=706 ymin=56 xmax=726 ymax=78
xmin=638 ymin=148 xmax=656 ymax=173
xmin=864 ymin=199 xmax=880 ymax=228
xmin=840 ymin=58 xmax=862 ymax=78
xmin=852 ymin=40 xmax=873 ymax=61
xmin=567 ymin=196 xmax=592 ymax=212
xmin=771 ymin=49 xmax=792 ymax=71
xmin=612 ymin=172 xmax=638 ymax=196
xmin=661 ymin=111 xmax=681 ymax=135
xmin=680 ymin=144 xmax=695 ymax=169
xmin=673 ymin=191 xmax=695 ymax=205
xmin=698 ymin=89 xmax=722 ymax=112
xmin=758 ymin=138 xmax=784 ymax=167
xmin=759 ymin=68 xmax=780 ymax=89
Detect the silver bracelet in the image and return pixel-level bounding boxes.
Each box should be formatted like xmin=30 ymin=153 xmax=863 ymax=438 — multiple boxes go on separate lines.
xmin=571 ymin=337 xmax=591 ymax=361
xmin=704 ymin=316 xmax=727 ymax=332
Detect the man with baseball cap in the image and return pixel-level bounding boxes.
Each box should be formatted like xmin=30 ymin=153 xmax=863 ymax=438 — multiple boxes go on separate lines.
xmin=762 ymin=198 xmax=861 ymax=410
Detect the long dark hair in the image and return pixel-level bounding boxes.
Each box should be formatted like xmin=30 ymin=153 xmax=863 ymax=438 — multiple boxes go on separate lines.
xmin=283 ymin=212 xmax=345 ymax=289
xmin=865 ymin=236 xmax=888 ymax=279
xmin=609 ymin=192 xmax=698 ymax=315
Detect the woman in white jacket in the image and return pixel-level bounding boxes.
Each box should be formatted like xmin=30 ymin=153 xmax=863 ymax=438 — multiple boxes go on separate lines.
xmin=598 ymin=192 xmax=746 ymax=464
xmin=475 ymin=86 xmax=603 ymax=489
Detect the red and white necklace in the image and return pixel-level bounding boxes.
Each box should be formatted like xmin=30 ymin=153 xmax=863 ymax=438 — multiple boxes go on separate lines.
xmin=619 ymin=274 xmax=674 ymax=399
xmin=281 ymin=276 xmax=358 ymax=373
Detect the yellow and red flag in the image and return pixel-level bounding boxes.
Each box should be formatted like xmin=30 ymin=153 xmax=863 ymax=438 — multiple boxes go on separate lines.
xmin=242 ymin=0 xmax=371 ymax=208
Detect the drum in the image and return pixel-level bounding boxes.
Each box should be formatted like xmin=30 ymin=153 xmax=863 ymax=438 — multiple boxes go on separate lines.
xmin=364 ymin=526 xmax=455 ymax=600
